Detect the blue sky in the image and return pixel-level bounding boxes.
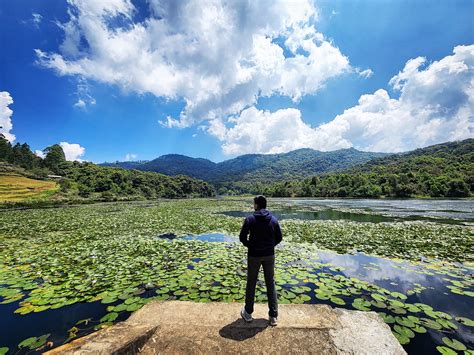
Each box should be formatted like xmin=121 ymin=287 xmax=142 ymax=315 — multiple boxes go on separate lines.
xmin=0 ymin=0 xmax=472 ymax=163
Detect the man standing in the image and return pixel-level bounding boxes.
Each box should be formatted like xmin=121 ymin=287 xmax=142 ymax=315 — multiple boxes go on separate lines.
xmin=239 ymin=195 xmax=282 ymax=326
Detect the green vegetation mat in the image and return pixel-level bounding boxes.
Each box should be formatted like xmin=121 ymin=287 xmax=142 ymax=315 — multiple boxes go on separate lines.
xmin=0 ymin=198 xmax=472 ymax=353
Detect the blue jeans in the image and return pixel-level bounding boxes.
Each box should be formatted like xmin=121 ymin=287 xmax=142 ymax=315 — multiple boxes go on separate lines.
xmin=244 ymin=254 xmax=278 ymax=317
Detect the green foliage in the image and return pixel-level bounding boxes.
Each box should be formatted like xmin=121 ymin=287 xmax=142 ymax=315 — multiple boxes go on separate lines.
xmin=0 ymin=138 xmax=215 ymax=201
xmin=62 ymin=162 xmax=214 ymax=199
xmin=263 ymin=139 xmax=473 ymax=198
xmin=103 ymin=148 xmax=387 ymax=187
xmin=43 ymin=144 xmax=67 ymax=174
xmin=0 ymin=137 xmax=43 ymax=172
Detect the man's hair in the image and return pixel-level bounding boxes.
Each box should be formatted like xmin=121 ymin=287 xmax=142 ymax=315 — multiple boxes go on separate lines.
xmin=254 ymin=195 xmax=267 ymax=209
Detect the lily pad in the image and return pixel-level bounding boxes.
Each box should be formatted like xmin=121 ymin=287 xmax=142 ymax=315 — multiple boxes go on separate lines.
xmin=455 ymin=316 xmax=474 ymax=327
xmin=390 ymin=292 xmax=407 ymax=300
xmin=393 ymin=331 xmax=410 ymax=345
xmin=330 ymin=296 xmax=345 ymax=306
xmin=442 ymin=337 xmax=467 ymax=351
xmin=436 ymin=346 xmax=457 ymax=355
xmin=394 ymin=325 xmax=415 ymax=338
xmin=100 ymin=312 xmax=118 ymax=323
xmin=18 ymin=334 xmax=50 ymax=350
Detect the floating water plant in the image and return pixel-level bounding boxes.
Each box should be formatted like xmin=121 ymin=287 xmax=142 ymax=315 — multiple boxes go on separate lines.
xmin=0 ymin=199 xmax=472 ymax=353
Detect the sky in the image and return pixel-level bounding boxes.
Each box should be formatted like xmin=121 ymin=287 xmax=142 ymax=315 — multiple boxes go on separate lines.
xmin=0 ymin=0 xmax=473 ymax=163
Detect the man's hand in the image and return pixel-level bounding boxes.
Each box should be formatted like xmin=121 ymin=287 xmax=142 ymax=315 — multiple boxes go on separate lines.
xmin=239 ymin=217 xmax=250 ymax=247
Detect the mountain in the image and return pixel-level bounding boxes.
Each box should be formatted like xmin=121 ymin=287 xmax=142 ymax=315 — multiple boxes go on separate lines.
xmin=263 ymin=139 xmax=474 ymax=198
xmin=101 ymin=161 xmax=149 ymax=170
xmin=102 ymin=148 xmax=388 ymax=184
xmin=141 ymin=155 xmax=216 ymax=178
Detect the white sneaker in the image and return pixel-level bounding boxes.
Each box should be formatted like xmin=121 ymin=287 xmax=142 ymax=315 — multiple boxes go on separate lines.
xmin=240 ymin=307 xmax=253 ymax=322
xmin=269 ymin=316 xmax=278 ymax=326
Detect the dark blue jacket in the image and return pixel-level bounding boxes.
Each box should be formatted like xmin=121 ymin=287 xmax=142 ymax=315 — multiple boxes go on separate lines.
xmin=239 ymin=208 xmax=283 ymax=257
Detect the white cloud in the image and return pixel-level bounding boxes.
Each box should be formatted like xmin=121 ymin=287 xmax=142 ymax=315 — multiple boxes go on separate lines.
xmin=220 ymin=107 xmax=322 ymax=155
xmin=32 ymin=13 xmax=43 ymax=26
xmin=213 ymin=45 xmax=474 ymax=155
xmin=21 ymin=13 xmax=43 ymax=28
xmin=357 ymin=68 xmax=373 ymax=78
xmin=35 ymin=0 xmax=471 ymax=156
xmin=73 ymin=99 xmax=86 ymax=109
xmin=124 ymin=153 xmax=137 ymax=161
xmin=73 ymin=78 xmax=96 ymax=109
xmin=35 ymin=150 xmax=45 ymax=158
xmin=60 ymin=141 xmax=86 ymax=161
xmin=36 ymin=0 xmax=359 ymax=127
xmin=0 ymin=91 xmax=15 ymax=142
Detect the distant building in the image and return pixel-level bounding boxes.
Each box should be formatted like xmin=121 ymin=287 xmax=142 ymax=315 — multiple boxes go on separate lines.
xmin=47 ymin=175 xmax=63 ymax=179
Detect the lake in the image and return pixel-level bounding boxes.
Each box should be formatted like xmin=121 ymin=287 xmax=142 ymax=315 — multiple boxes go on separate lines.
xmin=0 ymin=199 xmax=472 ymax=354
xmin=221 ymin=198 xmax=474 ymax=225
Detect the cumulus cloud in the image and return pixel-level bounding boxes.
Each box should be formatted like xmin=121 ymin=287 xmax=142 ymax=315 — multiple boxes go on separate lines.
xmin=124 ymin=153 xmax=137 ymax=161
xmin=35 ymin=150 xmax=45 ymax=158
xmin=214 ymin=45 xmax=474 ymax=155
xmin=35 ymin=0 xmax=471 ymax=156
xmin=0 ymin=91 xmax=15 ymax=142
xmin=36 ymin=0 xmax=356 ymax=127
xmin=60 ymin=141 xmax=86 ymax=161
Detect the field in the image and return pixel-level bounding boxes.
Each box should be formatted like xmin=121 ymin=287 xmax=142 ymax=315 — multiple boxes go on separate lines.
xmin=0 ymin=198 xmax=473 ymax=354
xmin=0 ymin=175 xmax=58 ymax=202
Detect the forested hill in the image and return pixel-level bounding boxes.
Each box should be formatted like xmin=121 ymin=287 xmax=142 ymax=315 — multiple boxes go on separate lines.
xmin=262 ymin=139 xmax=474 ymax=198
xmin=102 ymin=148 xmax=388 ymax=184
xmin=0 ymin=137 xmax=215 ymax=202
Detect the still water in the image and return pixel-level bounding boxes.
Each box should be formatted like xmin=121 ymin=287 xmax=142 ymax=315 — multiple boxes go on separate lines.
xmin=276 ymin=198 xmax=474 ymax=220
xmin=1 ymin=233 xmax=472 ymax=354
xmin=223 ymin=198 xmax=474 ymax=225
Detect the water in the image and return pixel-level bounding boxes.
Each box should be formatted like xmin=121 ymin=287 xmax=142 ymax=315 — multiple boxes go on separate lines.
xmin=3 ymin=231 xmax=472 ymax=354
xmin=224 ymin=198 xmax=474 ymax=225
xmin=276 ymin=198 xmax=474 ymax=221
xmin=292 ymin=249 xmax=474 ymax=354
xmin=0 ymin=295 xmax=133 ymax=354
xmin=0 ymin=288 xmax=157 ymax=354
xmin=221 ymin=208 xmax=398 ymax=223
xmin=157 ymin=232 xmax=239 ymax=242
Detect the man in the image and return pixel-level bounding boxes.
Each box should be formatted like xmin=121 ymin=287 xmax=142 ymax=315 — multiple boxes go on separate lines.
xmin=239 ymin=195 xmax=282 ymax=326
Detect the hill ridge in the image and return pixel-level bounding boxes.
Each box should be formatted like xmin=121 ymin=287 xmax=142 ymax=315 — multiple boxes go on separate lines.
xmin=101 ymin=147 xmax=388 ymax=185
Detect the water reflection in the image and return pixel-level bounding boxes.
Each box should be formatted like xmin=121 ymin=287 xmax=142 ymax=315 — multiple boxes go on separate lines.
xmin=221 ymin=207 xmax=469 ymax=225
xmin=221 ymin=208 xmax=398 ymax=223
xmin=157 ymin=232 xmax=239 ymax=243
xmin=273 ymin=198 xmax=474 ymax=221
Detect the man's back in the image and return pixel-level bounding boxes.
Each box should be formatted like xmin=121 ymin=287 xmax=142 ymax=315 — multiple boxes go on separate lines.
xmin=239 ymin=208 xmax=282 ymax=257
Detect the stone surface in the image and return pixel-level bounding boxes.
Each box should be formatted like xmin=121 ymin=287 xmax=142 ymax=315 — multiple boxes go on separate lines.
xmin=47 ymin=301 xmax=406 ymax=355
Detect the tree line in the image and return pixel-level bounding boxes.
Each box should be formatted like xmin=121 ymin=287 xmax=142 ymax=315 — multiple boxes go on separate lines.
xmin=0 ymin=137 xmax=215 ymax=201
xmin=260 ymin=140 xmax=473 ymax=198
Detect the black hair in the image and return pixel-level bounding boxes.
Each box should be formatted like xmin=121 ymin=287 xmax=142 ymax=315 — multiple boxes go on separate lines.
xmin=254 ymin=195 xmax=267 ymax=209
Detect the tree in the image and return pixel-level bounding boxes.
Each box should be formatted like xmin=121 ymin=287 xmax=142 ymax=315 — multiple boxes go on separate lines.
xmin=446 ymin=179 xmax=470 ymax=197
xmin=0 ymin=136 xmax=12 ymax=161
xmin=43 ymin=144 xmax=67 ymax=174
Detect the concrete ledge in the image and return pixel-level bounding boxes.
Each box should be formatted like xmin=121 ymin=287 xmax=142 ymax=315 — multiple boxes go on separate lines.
xmin=47 ymin=301 xmax=406 ymax=355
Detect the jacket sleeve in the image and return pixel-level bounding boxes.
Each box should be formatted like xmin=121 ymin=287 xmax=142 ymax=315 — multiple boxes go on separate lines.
xmin=239 ymin=217 xmax=250 ymax=247
xmin=274 ymin=220 xmax=283 ymax=246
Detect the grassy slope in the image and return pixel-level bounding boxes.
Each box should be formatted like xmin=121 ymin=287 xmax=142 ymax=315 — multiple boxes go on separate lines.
xmin=0 ymin=174 xmax=59 ymax=202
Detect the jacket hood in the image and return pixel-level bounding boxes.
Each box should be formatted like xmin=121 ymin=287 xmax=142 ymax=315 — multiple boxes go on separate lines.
xmin=253 ymin=208 xmax=272 ymax=220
